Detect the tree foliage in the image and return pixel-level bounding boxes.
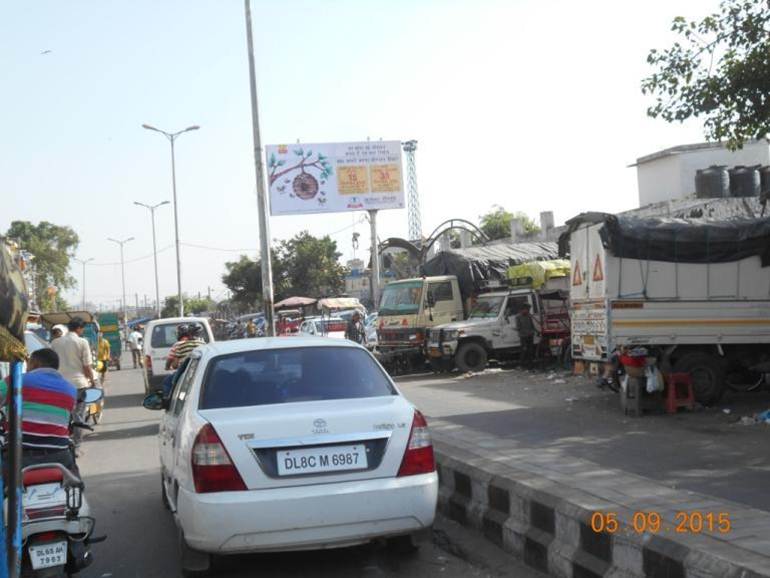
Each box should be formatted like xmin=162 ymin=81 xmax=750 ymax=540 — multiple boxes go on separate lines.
xmin=221 ymin=231 xmax=344 ymax=309
xmin=4 ymin=221 xmax=79 ymax=311
xmin=161 ymin=295 xmax=214 ymax=318
xmin=478 ymin=206 xmax=540 ymax=241
xmin=642 ymin=1 xmax=770 ymax=150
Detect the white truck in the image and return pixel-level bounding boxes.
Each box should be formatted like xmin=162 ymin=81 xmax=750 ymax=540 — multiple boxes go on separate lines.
xmin=425 ymin=261 xmax=571 ymax=373
xmin=566 ymin=213 xmax=770 ymax=404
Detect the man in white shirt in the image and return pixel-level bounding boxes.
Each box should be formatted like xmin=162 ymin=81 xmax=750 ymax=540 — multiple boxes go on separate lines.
xmin=127 ymin=328 xmax=143 ymax=368
xmin=51 ymin=317 xmax=96 ymax=447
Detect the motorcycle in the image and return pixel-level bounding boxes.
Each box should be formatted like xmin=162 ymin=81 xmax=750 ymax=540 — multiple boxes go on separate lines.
xmin=3 ymin=387 xmax=106 ymax=577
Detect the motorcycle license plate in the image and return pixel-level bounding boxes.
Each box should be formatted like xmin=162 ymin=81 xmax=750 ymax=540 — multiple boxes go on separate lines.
xmin=28 ymin=540 xmax=67 ymax=570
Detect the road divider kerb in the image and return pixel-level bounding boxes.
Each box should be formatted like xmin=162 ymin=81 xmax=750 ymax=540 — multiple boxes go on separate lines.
xmin=433 ymin=433 xmax=770 ymax=578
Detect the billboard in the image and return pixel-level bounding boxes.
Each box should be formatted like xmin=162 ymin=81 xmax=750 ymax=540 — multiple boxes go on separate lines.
xmin=266 ymin=140 xmax=404 ymax=216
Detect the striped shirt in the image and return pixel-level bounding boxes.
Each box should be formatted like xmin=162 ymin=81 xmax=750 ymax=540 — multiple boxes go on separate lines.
xmin=1 ymin=368 xmax=77 ymax=450
xmin=168 ymin=338 xmax=205 ymax=364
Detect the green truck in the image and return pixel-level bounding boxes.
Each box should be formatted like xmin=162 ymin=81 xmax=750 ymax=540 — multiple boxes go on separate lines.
xmin=97 ymin=312 xmax=122 ymax=370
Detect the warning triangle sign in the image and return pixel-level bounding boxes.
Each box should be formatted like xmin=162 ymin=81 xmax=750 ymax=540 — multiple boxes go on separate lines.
xmin=572 ymin=261 xmax=583 ymax=286
xmin=592 ymin=254 xmax=604 ymax=282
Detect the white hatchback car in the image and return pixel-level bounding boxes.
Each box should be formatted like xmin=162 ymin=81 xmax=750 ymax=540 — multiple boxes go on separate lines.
xmin=144 ymin=337 xmax=437 ymax=575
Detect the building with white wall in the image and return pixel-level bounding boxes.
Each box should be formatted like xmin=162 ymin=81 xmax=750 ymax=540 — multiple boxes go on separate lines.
xmin=632 ymin=140 xmax=770 ymax=207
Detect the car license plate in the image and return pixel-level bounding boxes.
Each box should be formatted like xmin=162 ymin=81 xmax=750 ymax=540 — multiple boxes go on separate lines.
xmin=29 ymin=541 xmax=67 ymax=570
xmin=277 ymin=445 xmax=367 ymax=476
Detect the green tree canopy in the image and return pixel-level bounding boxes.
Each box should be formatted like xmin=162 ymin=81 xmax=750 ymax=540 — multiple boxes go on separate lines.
xmin=161 ymin=295 xmax=214 ymax=318
xmin=642 ymin=1 xmax=770 ymax=149
xmin=478 ymin=206 xmax=540 ymax=241
xmin=4 ymin=221 xmax=79 ymax=311
xmin=221 ymin=231 xmax=344 ymax=309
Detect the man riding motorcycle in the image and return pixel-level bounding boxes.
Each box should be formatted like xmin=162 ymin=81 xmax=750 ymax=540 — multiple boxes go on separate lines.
xmin=1 ymin=348 xmax=78 ymax=475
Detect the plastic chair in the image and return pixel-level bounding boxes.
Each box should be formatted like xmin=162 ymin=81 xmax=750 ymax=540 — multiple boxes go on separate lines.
xmin=664 ymin=372 xmax=695 ymax=414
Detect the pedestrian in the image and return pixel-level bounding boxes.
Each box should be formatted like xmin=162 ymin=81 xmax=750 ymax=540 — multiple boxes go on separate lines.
xmin=514 ymin=303 xmax=538 ymax=369
xmin=345 ymin=311 xmax=365 ymax=344
xmin=97 ymin=331 xmax=111 ymax=385
xmin=127 ymin=326 xmax=143 ymax=368
xmin=1 ymin=348 xmax=79 ymax=476
xmin=51 ymin=325 xmax=65 ymax=340
xmin=51 ymin=317 xmax=96 ymax=449
xmin=246 ymin=318 xmax=257 ymax=338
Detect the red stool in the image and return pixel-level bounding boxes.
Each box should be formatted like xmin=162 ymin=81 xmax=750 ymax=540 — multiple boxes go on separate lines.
xmin=664 ymin=372 xmax=695 ymax=414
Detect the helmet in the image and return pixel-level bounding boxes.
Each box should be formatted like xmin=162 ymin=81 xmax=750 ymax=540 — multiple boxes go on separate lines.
xmin=188 ymin=324 xmax=202 ymax=338
xmin=176 ymin=324 xmax=190 ymax=339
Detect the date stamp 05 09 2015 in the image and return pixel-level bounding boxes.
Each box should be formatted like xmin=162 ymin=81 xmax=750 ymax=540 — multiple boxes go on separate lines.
xmin=590 ymin=511 xmax=732 ymax=535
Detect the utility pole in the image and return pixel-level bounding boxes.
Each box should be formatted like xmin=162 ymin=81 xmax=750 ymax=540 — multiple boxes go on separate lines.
xmin=369 ymin=210 xmax=380 ymax=308
xmin=72 ymin=257 xmax=94 ymax=310
xmin=108 ymin=237 xmax=134 ymax=331
xmin=244 ymin=0 xmax=275 ymax=336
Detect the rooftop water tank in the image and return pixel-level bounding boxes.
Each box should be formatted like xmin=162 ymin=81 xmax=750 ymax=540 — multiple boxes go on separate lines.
xmin=729 ymin=165 xmax=760 ymax=197
xmin=695 ymin=165 xmax=729 ymax=199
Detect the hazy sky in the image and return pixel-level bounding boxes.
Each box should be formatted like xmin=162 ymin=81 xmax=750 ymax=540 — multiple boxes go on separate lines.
xmin=1 ymin=0 xmax=717 ymax=308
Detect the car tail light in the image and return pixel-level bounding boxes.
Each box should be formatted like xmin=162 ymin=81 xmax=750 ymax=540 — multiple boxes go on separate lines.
xmin=397 ymin=410 xmax=435 ymax=477
xmin=191 ymin=423 xmax=247 ymax=493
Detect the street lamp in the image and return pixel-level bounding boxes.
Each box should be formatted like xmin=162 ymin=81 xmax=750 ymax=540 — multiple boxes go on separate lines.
xmin=134 ymin=200 xmax=170 ymax=318
xmin=72 ymin=257 xmax=94 ymax=310
xmin=142 ymin=123 xmax=200 ymax=317
xmin=107 ymin=236 xmax=134 ymax=330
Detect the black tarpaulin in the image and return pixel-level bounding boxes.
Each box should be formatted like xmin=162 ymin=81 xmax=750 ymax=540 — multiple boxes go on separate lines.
xmin=560 ymin=212 xmax=770 ymax=266
xmin=421 ymin=241 xmax=559 ymax=300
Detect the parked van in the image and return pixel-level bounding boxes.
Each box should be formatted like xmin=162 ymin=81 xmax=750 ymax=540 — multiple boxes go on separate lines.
xmin=142 ymin=317 xmax=214 ymax=391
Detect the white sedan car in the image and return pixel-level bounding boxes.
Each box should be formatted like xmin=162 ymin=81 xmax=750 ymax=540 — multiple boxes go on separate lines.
xmin=144 ymin=337 xmax=437 ymax=575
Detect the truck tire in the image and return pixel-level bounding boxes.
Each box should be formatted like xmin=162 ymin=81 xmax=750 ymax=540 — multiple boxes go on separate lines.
xmin=455 ymin=342 xmax=488 ymax=373
xmin=673 ymin=352 xmax=725 ymax=405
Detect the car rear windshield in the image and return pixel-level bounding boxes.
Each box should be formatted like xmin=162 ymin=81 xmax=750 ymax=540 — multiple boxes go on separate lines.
xmin=151 ymin=323 xmax=210 ymax=348
xmin=200 ymin=346 xmax=396 ymax=409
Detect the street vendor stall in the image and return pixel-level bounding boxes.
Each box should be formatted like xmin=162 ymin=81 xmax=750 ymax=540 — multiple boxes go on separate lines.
xmin=0 ymin=242 xmax=30 ymax=577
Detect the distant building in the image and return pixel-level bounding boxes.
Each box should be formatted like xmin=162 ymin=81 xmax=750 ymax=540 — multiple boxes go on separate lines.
xmin=632 ymin=140 xmax=770 ymax=207
xmin=344 ymin=259 xmax=370 ymax=304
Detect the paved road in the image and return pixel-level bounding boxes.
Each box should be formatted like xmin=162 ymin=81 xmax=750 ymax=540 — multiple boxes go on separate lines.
xmin=396 ymin=366 xmax=770 ymax=511
xmin=76 ymin=357 xmax=539 ymax=578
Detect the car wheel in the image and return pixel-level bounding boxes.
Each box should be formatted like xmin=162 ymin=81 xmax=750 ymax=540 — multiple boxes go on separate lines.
xmin=179 ymin=531 xmax=211 ymax=577
xmin=673 ymin=352 xmax=725 ymax=405
xmin=455 ymin=342 xmax=487 ymax=373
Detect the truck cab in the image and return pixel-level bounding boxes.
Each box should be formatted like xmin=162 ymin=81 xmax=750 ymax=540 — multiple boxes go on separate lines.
xmin=377 ymin=276 xmax=464 ymax=368
xmin=427 ymin=289 xmax=539 ymax=372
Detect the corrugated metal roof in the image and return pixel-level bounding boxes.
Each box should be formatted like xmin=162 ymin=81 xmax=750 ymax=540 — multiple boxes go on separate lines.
xmin=630 ymin=139 xmax=765 ymax=167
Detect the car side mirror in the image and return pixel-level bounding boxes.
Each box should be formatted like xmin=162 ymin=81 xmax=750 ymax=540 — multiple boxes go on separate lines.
xmin=143 ymin=392 xmax=168 ymax=411
xmin=79 ymin=387 xmax=104 ymax=404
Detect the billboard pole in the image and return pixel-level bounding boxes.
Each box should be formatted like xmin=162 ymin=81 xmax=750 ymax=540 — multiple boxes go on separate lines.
xmin=369 ymin=210 xmax=380 ymax=308
xmin=244 ymin=0 xmax=275 ymax=336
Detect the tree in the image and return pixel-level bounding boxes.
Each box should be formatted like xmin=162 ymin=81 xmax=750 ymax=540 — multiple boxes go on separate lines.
xmin=4 ymin=221 xmax=79 ymax=311
xmin=221 ymin=231 xmax=344 ymax=309
xmin=478 ymin=206 xmax=540 ymax=241
xmin=161 ymin=295 xmax=214 ymax=318
xmin=642 ymin=1 xmax=770 ymax=150
xmin=275 ymin=231 xmax=345 ymax=298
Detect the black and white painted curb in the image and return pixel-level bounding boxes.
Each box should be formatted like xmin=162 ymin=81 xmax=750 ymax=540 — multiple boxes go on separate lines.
xmin=434 ymin=436 xmax=770 ymax=578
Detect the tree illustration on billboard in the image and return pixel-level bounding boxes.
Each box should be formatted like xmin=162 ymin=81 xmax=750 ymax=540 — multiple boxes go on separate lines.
xmin=268 ymin=148 xmax=333 ymax=205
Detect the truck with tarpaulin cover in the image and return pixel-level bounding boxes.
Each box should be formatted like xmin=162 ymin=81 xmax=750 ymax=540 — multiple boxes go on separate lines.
xmin=97 ymin=312 xmax=122 ymax=369
xmin=561 ymin=212 xmax=770 ymax=404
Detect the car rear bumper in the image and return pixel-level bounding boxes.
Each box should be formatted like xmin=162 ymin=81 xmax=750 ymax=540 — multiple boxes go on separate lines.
xmin=176 ymin=473 xmax=438 ymax=553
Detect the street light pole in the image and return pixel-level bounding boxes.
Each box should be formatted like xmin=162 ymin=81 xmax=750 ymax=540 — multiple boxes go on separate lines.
xmin=72 ymin=257 xmax=94 ymax=310
xmin=107 ymin=237 xmax=134 ymax=331
xmin=134 ymin=201 xmax=170 ymax=318
xmin=142 ymin=123 xmax=200 ymax=317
